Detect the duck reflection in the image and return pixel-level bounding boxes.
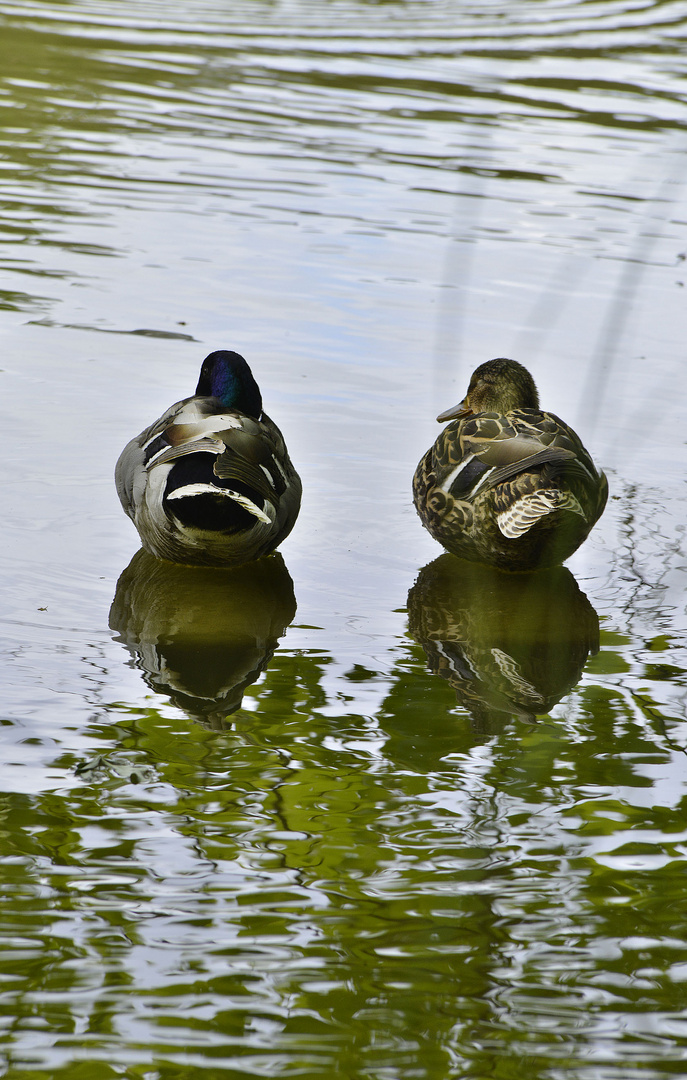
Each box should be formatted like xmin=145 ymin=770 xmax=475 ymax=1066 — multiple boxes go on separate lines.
xmin=407 ymin=554 xmax=599 ymax=729
xmin=109 ymin=550 xmax=297 ymax=727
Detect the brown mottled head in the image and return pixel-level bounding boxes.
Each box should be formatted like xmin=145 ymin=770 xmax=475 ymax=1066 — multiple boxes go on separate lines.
xmin=437 ymin=358 xmax=540 ymax=422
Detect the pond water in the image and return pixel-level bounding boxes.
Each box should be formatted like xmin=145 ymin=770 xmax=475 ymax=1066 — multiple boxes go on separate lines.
xmin=2 ymin=0 xmax=687 ymax=1076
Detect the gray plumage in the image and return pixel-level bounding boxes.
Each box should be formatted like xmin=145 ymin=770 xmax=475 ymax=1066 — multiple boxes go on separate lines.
xmin=115 ymin=350 xmax=301 ymax=567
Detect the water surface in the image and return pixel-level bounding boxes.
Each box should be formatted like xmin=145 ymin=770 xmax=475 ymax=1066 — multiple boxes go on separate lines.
xmin=2 ymin=0 xmax=687 ymax=1076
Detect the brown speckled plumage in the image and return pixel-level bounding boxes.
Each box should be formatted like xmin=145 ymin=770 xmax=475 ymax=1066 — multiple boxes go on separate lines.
xmin=413 ymin=358 xmax=608 ymax=572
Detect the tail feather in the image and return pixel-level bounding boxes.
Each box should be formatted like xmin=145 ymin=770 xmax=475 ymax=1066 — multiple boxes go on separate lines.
xmin=498 ymin=489 xmax=585 ymax=539
xmin=166 ymin=483 xmax=272 ymax=524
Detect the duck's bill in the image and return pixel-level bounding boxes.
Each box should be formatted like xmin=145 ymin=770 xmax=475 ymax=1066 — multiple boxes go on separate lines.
xmin=436 ymin=399 xmax=471 ymax=423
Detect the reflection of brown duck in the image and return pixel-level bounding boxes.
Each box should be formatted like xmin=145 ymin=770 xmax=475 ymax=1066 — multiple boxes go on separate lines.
xmin=109 ymin=549 xmax=296 ymax=727
xmin=407 ymin=554 xmax=599 ymax=727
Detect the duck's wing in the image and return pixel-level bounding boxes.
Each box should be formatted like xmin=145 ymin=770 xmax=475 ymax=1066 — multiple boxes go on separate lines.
xmin=142 ymin=401 xmax=296 ymax=519
xmin=115 ymin=395 xmax=199 ymax=519
xmin=211 ymin=417 xmax=293 ymax=503
xmin=439 ymin=411 xmax=600 ymax=501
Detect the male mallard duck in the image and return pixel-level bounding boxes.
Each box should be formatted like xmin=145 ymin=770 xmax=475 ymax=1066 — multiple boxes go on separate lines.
xmin=115 ymin=349 xmax=302 ymax=567
xmin=413 ymin=358 xmax=608 ymax=571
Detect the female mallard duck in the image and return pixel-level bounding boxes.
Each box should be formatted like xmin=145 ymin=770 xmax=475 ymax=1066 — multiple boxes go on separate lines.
xmin=115 ymin=349 xmax=302 ymax=567
xmin=413 ymin=358 xmax=608 ymax=572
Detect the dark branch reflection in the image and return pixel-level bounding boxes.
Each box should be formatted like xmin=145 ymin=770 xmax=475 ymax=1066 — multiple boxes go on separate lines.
xmin=109 ymin=550 xmax=297 ymax=727
xmin=407 ymin=554 xmax=599 ymax=730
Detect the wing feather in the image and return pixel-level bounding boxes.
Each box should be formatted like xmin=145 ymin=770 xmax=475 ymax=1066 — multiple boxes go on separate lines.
xmin=497 ymin=490 xmax=585 ymax=538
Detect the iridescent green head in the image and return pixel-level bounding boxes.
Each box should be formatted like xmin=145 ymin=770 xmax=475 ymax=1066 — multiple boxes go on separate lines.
xmin=195 ymin=350 xmax=263 ymax=418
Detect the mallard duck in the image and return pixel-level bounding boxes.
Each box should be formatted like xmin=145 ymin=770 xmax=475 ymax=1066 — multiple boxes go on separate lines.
xmin=115 ymin=350 xmax=302 ymax=567
xmin=413 ymin=358 xmax=608 ymax=571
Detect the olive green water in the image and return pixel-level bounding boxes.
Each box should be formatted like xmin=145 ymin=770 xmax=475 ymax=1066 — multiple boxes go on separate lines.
xmin=2 ymin=1 xmax=687 ymax=1077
